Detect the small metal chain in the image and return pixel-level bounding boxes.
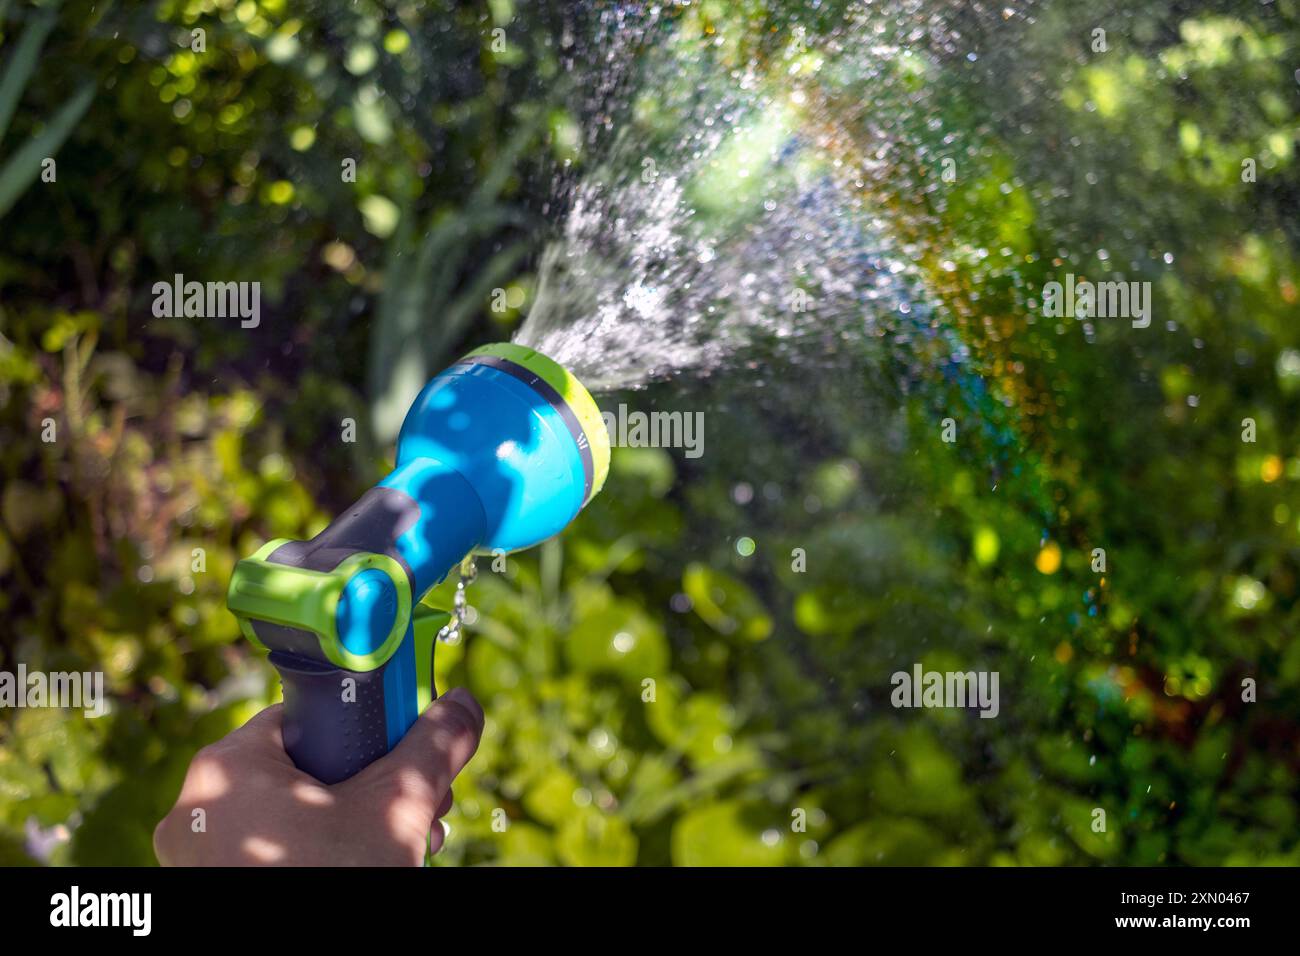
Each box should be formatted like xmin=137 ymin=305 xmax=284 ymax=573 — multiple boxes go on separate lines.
xmin=436 ymin=555 xmax=478 ymax=644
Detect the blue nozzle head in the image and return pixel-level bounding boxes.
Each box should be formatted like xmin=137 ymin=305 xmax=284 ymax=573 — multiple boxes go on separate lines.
xmin=383 ymin=344 xmax=610 ymax=565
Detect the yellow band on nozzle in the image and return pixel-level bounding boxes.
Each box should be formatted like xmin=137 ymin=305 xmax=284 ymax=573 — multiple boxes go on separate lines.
xmin=463 ymin=342 xmax=611 ymax=504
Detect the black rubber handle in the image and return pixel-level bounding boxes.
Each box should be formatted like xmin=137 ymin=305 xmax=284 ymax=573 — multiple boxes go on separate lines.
xmin=271 ymin=650 xmax=391 ymax=784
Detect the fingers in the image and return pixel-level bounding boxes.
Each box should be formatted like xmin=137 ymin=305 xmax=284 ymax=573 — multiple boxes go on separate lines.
xmin=154 ymin=704 xmax=301 ymax=864
xmin=427 ymin=819 xmax=447 ymax=856
xmin=360 ymin=688 xmax=484 ymax=825
xmin=221 ymin=704 xmax=293 ymax=765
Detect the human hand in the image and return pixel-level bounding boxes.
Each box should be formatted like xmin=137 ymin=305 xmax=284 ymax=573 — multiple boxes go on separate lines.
xmin=153 ymin=688 xmax=484 ymax=866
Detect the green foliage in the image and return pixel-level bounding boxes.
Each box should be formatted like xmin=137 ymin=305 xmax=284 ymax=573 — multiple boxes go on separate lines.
xmin=0 ymin=4 xmax=95 ymax=217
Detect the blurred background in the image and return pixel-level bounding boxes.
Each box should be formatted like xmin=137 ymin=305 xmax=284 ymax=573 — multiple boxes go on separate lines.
xmin=1 ymin=0 xmax=1298 ymax=866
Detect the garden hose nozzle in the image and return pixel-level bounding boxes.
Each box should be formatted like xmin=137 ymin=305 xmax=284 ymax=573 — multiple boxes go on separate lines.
xmin=227 ymin=344 xmax=609 ymax=783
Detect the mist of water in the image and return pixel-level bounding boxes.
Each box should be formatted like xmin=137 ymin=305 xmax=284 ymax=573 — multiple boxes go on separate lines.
xmin=512 ymin=4 xmax=950 ymax=394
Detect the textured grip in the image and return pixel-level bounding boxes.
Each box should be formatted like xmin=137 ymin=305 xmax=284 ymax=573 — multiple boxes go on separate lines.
xmin=271 ymin=650 xmax=390 ymax=784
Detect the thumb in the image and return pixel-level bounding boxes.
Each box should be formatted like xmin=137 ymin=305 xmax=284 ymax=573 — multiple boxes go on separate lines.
xmin=360 ymin=688 xmax=485 ymax=823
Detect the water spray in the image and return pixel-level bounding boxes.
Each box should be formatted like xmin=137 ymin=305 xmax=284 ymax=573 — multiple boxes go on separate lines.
xmin=226 ymin=343 xmax=609 ymax=783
